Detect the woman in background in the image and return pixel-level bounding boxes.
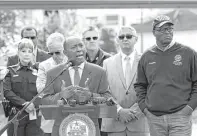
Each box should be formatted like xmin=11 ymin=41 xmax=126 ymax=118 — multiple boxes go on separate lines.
xmin=3 ymin=38 xmax=43 ymax=136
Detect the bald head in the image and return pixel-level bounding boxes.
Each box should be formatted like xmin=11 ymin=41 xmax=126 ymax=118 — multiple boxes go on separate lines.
xmin=64 ymin=36 xmax=82 ymax=50
xmin=64 ymin=36 xmax=86 ymax=66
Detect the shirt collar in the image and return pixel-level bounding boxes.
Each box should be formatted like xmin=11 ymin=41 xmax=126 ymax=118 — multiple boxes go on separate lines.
xmin=16 ymin=62 xmax=34 ymax=71
xmin=77 ymin=62 xmax=85 ymax=70
xmin=120 ymin=49 xmax=136 ymax=61
xmin=70 ymin=62 xmax=85 ymax=70
xmin=156 ymin=40 xmax=175 ymax=52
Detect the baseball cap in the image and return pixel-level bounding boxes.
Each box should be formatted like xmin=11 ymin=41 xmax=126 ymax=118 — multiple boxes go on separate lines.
xmin=153 ymin=15 xmax=174 ymax=29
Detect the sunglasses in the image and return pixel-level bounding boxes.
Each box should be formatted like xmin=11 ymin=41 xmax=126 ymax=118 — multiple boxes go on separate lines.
xmin=23 ymin=36 xmax=36 ymax=40
xmin=85 ymin=37 xmax=98 ymax=41
xmin=49 ymin=51 xmax=61 ymax=55
xmin=154 ymin=27 xmax=174 ymax=33
xmin=118 ymin=34 xmax=133 ymax=40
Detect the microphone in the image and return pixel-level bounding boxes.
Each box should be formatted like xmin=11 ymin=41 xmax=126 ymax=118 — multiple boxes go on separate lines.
xmin=59 ymin=59 xmax=73 ymax=75
xmin=66 ymin=59 xmax=73 ymax=67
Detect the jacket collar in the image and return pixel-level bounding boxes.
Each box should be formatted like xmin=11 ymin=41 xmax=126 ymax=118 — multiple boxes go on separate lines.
xmin=86 ymin=48 xmax=108 ymax=65
xmin=86 ymin=48 xmax=100 ymax=62
xmin=16 ymin=62 xmax=34 ymax=71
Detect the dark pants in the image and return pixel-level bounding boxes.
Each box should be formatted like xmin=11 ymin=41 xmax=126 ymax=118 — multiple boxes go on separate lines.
xmin=43 ymin=133 xmax=51 ymax=136
xmin=7 ymin=112 xmax=43 ymax=136
xmin=98 ymin=118 xmax=108 ymax=136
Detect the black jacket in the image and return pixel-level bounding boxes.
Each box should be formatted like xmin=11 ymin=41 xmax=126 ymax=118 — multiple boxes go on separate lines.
xmin=86 ymin=48 xmax=111 ymax=67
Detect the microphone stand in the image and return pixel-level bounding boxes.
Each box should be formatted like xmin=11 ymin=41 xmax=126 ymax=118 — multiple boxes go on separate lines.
xmin=0 ymin=61 xmax=72 ymax=136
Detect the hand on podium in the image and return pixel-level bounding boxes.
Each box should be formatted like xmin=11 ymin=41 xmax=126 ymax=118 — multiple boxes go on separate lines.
xmin=60 ymin=80 xmax=76 ymax=99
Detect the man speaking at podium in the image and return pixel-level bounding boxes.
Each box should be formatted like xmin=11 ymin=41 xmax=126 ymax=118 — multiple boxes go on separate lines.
xmin=42 ymin=36 xmax=112 ymax=136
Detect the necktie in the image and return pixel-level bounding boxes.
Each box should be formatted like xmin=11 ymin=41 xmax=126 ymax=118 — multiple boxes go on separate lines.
xmin=73 ymin=66 xmax=80 ymax=86
xmin=125 ymin=56 xmax=132 ymax=89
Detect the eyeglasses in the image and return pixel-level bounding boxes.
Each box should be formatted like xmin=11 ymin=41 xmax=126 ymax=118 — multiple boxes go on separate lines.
xmin=23 ymin=36 xmax=36 ymax=40
xmin=48 ymin=51 xmax=61 ymax=55
xmin=85 ymin=37 xmax=98 ymax=41
xmin=154 ymin=27 xmax=174 ymax=33
xmin=118 ymin=34 xmax=133 ymax=40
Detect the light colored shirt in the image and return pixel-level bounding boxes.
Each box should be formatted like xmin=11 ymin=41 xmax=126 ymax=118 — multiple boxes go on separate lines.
xmin=120 ymin=50 xmax=135 ymax=78
xmin=117 ymin=50 xmax=135 ymax=113
xmin=36 ymin=56 xmax=68 ymax=93
xmin=68 ymin=62 xmax=85 ymax=85
xmin=156 ymin=40 xmax=175 ymax=52
xmin=36 ymin=56 xmax=67 ymax=133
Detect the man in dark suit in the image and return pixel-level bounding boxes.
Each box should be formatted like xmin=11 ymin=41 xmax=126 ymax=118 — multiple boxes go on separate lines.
xmin=42 ymin=36 xmax=111 ymax=136
xmin=7 ymin=26 xmax=50 ymax=66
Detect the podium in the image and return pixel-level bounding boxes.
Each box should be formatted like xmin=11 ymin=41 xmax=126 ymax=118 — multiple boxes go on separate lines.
xmin=40 ymin=103 xmax=117 ymax=136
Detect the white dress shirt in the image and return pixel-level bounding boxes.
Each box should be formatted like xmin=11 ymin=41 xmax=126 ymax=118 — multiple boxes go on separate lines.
xmin=117 ymin=50 xmax=135 ymax=113
xmin=68 ymin=62 xmax=85 ymax=85
xmin=120 ymin=50 xmax=135 ymax=78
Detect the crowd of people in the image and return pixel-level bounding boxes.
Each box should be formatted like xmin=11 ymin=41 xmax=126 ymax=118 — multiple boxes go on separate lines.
xmin=0 ymin=14 xmax=197 ymax=136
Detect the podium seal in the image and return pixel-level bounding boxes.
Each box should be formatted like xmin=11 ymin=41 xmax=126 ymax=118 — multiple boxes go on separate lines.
xmin=59 ymin=113 xmax=96 ymax=136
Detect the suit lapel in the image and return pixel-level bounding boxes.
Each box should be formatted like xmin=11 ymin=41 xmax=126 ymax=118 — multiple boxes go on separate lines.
xmin=127 ymin=51 xmax=139 ymax=90
xmin=61 ymin=69 xmax=72 ymax=87
xmin=79 ymin=63 xmax=92 ymax=88
xmin=116 ymin=53 xmax=127 ymax=89
xmin=36 ymin=49 xmax=44 ymax=61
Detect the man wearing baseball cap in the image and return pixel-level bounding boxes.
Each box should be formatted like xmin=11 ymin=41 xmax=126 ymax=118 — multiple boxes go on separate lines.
xmin=135 ymin=15 xmax=197 ymax=136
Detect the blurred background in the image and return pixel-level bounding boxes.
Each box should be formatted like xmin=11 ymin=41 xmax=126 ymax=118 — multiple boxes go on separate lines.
xmin=2 ymin=9 xmax=197 ymax=66
xmin=1 ymin=8 xmax=197 ymax=135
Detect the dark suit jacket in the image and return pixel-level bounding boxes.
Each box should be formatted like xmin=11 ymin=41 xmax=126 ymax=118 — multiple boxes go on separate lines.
xmin=42 ymin=62 xmax=111 ymax=136
xmin=86 ymin=48 xmax=111 ymax=67
xmin=7 ymin=48 xmax=50 ymax=66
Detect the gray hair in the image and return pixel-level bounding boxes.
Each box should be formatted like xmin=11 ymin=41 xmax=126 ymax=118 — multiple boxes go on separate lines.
xmin=46 ymin=32 xmax=65 ymax=48
xmin=117 ymin=26 xmax=137 ymax=37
